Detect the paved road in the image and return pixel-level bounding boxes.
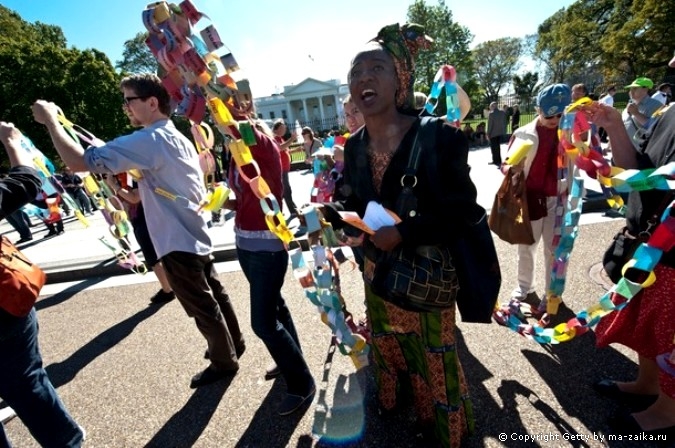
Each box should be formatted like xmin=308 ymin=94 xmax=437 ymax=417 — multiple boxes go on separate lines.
xmin=4 ymin=145 xmax=665 ymax=448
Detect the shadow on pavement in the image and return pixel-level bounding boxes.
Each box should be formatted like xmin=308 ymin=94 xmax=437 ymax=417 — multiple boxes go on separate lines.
xmin=456 ymin=329 xmax=531 ymax=447
xmin=45 ymin=304 xmax=167 ymax=388
xmin=36 ymin=277 xmax=108 ymax=311
xmin=144 ymin=379 xmax=232 ymax=447
xmin=234 ymin=378 xmax=308 ymax=448
xmin=521 ymin=303 xmax=644 ymax=447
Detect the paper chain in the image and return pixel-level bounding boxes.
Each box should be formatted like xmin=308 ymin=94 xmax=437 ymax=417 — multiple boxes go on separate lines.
xmin=141 ymin=1 xmax=369 ymax=368
xmin=55 ymin=113 xmax=148 ymax=274
xmin=494 ymin=100 xmax=675 ymax=378
xmin=424 ymin=65 xmax=461 ymax=126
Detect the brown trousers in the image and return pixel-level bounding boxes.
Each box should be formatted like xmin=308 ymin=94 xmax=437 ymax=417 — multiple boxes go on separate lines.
xmin=162 ymin=251 xmax=244 ymax=372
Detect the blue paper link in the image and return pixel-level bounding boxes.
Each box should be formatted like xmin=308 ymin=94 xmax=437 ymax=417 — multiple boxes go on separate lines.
xmin=630 ymin=244 xmax=662 ymax=271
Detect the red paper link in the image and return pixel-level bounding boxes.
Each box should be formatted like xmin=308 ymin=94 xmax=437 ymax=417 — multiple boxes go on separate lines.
xmin=179 ymin=0 xmax=202 ymax=25
xmin=183 ymin=48 xmax=208 ymax=76
xmin=648 ymin=216 xmax=675 ymax=252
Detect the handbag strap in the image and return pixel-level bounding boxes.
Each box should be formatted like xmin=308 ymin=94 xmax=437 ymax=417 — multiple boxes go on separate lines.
xmin=400 ymin=116 xmax=435 ymax=187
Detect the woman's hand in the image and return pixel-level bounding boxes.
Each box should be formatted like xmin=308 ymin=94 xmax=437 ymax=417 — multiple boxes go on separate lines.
xmin=370 ymin=226 xmax=402 ymax=252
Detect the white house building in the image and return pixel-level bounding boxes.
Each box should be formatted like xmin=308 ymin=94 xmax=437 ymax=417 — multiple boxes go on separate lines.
xmin=254 ymin=78 xmax=350 ymax=131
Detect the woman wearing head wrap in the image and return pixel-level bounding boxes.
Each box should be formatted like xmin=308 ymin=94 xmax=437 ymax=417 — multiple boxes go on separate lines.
xmin=321 ymin=23 xmax=484 ymax=447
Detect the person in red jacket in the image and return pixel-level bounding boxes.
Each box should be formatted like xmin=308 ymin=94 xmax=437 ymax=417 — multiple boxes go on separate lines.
xmin=223 ymin=117 xmax=315 ymax=416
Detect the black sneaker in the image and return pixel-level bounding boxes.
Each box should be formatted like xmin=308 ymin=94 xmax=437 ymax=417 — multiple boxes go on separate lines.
xmin=278 ymin=383 xmax=316 ymax=416
xmin=150 ymin=290 xmax=175 ymax=304
xmin=15 ymin=237 xmax=33 ymax=244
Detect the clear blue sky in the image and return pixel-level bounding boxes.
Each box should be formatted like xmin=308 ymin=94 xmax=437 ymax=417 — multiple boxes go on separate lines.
xmin=2 ymin=0 xmax=575 ymax=97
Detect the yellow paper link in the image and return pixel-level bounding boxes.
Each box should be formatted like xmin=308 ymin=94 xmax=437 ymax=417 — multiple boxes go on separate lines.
xmin=83 ymin=175 xmax=100 ymax=195
xmin=505 ymin=138 xmax=534 ymax=166
xmin=264 ymin=213 xmax=294 ymax=244
xmin=154 ymin=187 xmax=178 ymax=201
xmin=565 ymin=97 xmax=593 ymax=113
xmin=229 ymin=139 xmax=254 ymax=167
xmin=207 ymin=97 xmax=237 ymax=129
xmin=31 ymin=156 xmax=51 ymax=177
xmin=621 ymin=261 xmax=657 ymax=288
xmin=545 ymin=294 xmax=562 ymax=315
xmin=56 ymin=109 xmax=75 ymax=130
xmin=199 ymin=184 xmax=230 ymax=212
xmin=73 ymin=209 xmax=90 ymax=228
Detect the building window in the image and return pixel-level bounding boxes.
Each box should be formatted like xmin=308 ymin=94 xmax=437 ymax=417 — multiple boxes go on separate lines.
xmin=257 ymin=113 xmax=262 ymax=119
xmin=270 ymin=111 xmax=275 ymax=119
xmin=282 ymin=110 xmax=287 ymax=119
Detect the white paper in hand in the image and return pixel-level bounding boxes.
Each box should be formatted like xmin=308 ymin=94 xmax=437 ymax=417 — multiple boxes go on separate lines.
xmin=363 ymin=201 xmax=400 ymax=231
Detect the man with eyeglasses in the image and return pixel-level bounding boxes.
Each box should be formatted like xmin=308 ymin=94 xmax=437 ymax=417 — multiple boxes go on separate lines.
xmin=504 ymin=84 xmax=572 ymax=313
xmin=31 ymin=73 xmax=246 ymax=389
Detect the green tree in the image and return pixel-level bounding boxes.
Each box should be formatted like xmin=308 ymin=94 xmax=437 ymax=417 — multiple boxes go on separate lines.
xmin=406 ymin=0 xmax=478 ymax=114
xmin=116 ymin=32 xmax=158 ymax=74
xmin=0 ymin=5 xmax=128 ymax=166
xmin=535 ymin=0 xmax=674 ymax=84
xmin=512 ymin=72 xmax=540 ymax=112
xmin=600 ymin=0 xmax=675 ymax=79
xmin=472 ymin=37 xmax=522 ymax=103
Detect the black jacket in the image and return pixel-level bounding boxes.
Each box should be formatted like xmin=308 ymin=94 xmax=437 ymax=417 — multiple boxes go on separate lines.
xmin=324 ymin=117 xmax=483 ymax=250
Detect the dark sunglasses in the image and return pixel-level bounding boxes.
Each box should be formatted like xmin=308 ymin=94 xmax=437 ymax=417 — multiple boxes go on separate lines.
xmin=544 ymin=113 xmax=563 ymax=120
xmin=123 ymin=95 xmax=149 ymax=106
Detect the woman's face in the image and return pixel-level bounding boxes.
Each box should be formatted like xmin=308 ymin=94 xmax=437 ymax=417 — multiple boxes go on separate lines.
xmin=343 ymin=101 xmax=364 ymax=133
xmin=348 ymin=45 xmax=397 ymax=117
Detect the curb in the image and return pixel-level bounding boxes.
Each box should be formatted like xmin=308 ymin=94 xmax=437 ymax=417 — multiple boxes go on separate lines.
xmin=43 ymin=239 xmax=312 ymax=284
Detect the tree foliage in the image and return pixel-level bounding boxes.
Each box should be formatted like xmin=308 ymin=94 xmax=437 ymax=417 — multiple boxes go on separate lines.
xmin=406 ymin=0 xmax=479 ymax=114
xmin=472 ymin=38 xmax=522 ymax=104
xmin=534 ymin=0 xmax=675 ymax=86
xmin=116 ymin=32 xmax=158 ymax=75
xmin=512 ymin=72 xmax=540 ymax=111
xmin=0 ymin=5 xmax=129 ymax=168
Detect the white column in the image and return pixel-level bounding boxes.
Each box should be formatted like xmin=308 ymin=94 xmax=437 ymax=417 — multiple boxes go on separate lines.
xmin=302 ymin=99 xmax=308 ymax=121
xmin=334 ymin=94 xmax=340 ymax=117
xmin=319 ymin=96 xmax=325 ymax=122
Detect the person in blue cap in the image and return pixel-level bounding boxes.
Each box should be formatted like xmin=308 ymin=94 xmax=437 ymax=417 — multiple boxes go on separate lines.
xmin=504 ymin=83 xmax=572 ymax=312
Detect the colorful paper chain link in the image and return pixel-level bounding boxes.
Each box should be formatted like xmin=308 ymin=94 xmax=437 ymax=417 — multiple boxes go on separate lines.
xmin=493 ymin=100 xmax=675 ymax=375
xmin=141 ymin=1 xmax=368 ymax=367
xmin=424 ymin=65 xmax=461 ymax=127
xmin=56 ymin=111 xmax=147 ymax=274
xmin=495 ymin=199 xmax=675 ymax=348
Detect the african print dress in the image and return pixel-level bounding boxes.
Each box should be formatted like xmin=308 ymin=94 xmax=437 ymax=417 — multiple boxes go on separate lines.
xmin=364 ymin=150 xmax=473 ymax=448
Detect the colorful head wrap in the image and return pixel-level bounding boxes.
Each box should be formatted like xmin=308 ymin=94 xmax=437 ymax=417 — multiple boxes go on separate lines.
xmin=370 ymin=23 xmax=433 ymax=113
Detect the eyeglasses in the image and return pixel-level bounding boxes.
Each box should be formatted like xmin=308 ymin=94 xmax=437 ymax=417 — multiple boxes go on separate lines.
xmin=544 ymin=113 xmax=563 ymax=120
xmin=123 ymin=96 xmax=149 ymax=106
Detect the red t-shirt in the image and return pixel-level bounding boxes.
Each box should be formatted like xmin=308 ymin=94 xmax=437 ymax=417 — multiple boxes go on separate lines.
xmin=274 ymin=135 xmax=291 ymax=172
xmin=526 ymin=124 xmax=559 ymax=197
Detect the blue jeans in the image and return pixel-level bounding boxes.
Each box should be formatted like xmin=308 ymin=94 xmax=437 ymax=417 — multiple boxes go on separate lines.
xmin=0 ymin=309 xmax=83 ymax=447
xmin=5 ymin=210 xmax=31 ymax=240
xmin=236 ymin=248 xmax=314 ymax=395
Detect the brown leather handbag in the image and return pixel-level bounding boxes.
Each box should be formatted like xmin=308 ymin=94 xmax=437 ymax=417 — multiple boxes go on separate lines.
xmin=0 ymin=236 xmax=46 ymax=316
xmin=488 ymin=167 xmax=535 ymax=245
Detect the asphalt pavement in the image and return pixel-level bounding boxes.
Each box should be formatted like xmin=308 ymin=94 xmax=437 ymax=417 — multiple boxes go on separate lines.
xmin=3 ymin=145 xmax=667 ymax=448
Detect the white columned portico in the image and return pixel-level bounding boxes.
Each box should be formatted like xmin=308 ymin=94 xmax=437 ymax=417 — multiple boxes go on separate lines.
xmin=302 ymin=99 xmax=308 ymax=121
xmin=319 ymin=97 xmax=325 ymax=122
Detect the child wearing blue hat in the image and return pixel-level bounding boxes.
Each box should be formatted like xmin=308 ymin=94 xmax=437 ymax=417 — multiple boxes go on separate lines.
xmin=504 ymin=84 xmax=572 ymax=312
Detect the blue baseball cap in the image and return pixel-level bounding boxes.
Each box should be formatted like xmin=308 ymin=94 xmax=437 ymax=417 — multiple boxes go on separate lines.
xmin=536 ymin=84 xmax=571 ymax=117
